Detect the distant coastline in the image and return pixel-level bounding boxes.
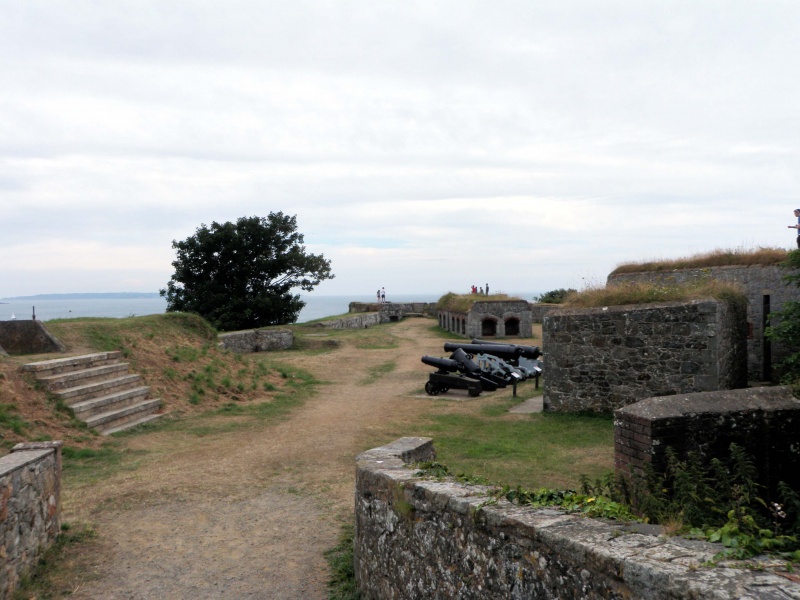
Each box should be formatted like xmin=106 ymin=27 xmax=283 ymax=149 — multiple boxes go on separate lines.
xmin=0 ymin=292 xmax=160 ymax=301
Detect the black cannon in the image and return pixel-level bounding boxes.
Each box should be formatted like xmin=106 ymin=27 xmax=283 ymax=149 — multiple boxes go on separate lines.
xmin=421 ymin=347 xmax=502 ymax=396
xmin=470 ymin=339 xmax=542 ymax=360
xmin=421 ymin=355 xmax=483 ymax=397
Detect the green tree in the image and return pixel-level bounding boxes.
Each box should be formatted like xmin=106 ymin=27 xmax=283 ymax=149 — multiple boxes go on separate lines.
xmin=766 ymin=250 xmax=800 ymax=382
xmin=161 ymin=213 xmax=333 ymax=331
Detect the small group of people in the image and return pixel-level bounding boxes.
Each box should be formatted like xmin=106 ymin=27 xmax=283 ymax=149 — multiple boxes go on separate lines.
xmin=376 ymin=287 xmax=386 ymax=303
xmin=470 ymin=283 xmax=490 ymax=295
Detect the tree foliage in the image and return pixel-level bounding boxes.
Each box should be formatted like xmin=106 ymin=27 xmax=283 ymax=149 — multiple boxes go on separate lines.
xmin=533 ymin=288 xmax=577 ymax=304
xmin=161 ymin=213 xmax=333 ymax=331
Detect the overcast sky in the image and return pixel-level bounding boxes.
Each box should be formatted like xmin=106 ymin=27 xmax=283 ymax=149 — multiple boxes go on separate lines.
xmin=2 ymin=1 xmax=799 ymax=299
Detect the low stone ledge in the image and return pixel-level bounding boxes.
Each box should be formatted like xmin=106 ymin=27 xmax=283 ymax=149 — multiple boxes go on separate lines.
xmin=1 ymin=441 xmax=63 ymax=600
xmin=217 ymin=329 xmax=293 ymax=353
xmin=355 ymin=437 xmax=800 ymax=600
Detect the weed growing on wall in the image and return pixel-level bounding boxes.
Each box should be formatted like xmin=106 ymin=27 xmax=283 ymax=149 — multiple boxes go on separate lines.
xmin=415 ymin=445 xmax=800 ymax=563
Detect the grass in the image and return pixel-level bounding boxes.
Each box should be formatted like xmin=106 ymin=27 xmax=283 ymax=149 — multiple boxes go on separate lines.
xmin=417 ymin=409 xmax=614 ymax=490
xmin=0 ymin=403 xmax=28 ymax=435
xmin=325 ymin=523 xmax=359 ymax=600
xmin=61 ymin=444 xmax=150 ymax=486
xmin=610 ymin=246 xmax=788 ymax=275
xmin=360 ymin=360 xmax=397 ymax=385
xmin=563 ymin=279 xmax=747 ymax=310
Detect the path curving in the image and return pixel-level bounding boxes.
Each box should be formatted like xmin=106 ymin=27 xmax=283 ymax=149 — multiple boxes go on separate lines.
xmin=64 ymin=318 xmax=457 ymax=599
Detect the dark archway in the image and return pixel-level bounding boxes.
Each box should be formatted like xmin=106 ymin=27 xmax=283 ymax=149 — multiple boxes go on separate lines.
xmin=481 ymin=318 xmax=497 ymax=337
xmin=505 ymin=317 xmax=520 ymax=336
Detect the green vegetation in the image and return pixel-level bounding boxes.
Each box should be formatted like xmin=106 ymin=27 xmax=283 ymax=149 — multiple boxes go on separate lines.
xmin=610 ymin=246 xmax=788 ymax=275
xmin=418 ymin=407 xmax=614 ymax=490
xmin=325 ymin=523 xmax=360 ymax=600
xmin=563 ymin=280 xmax=747 ymax=311
xmin=0 ymin=403 xmax=27 ymax=435
xmin=61 ymin=444 xmax=149 ymax=485
xmin=436 ymin=292 xmax=522 ymax=313
xmin=533 ymin=288 xmax=577 ymax=304
xmin=161 ymin=213 xmax=334 ymax=331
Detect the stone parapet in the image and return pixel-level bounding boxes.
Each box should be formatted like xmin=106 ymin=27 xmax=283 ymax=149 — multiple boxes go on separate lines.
xmin=543 ymin=299 xmax=747 ymax=413
xmin=0 ymin=441 xmax=63 ymax=600
xmin=217 ymin=329 xmax=293 ymax=353
xmin=608 ymin=264 xmax=800 ymax=381
xmin=0 ymin=321 xmax=65 ymax=356
xmin=354 ymin=437 xmax=799 ymax=599
xmin=615 ymin=386 xmax=800 ymax=497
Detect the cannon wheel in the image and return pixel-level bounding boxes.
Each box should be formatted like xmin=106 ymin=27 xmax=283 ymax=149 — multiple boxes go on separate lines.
xmin=468 ymin=387 xmax=481 ymax=397
xmin=425 ymin=381 xmax=440 ymax=396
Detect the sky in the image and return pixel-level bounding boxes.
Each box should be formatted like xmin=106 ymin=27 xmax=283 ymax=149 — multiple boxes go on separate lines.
xmin=2 ymin=1 xmax=799 ymax=299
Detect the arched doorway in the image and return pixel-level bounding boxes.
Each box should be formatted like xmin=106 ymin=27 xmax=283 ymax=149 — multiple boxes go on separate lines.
xmin=481 ymin=318 xmax=497 ymax=337
xmin=505 ymin=317 xmax=520 ymax=336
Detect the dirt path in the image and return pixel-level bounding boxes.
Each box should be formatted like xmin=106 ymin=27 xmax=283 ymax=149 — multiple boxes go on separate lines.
xmin=63 ymin=317 xmax=456 ymax=599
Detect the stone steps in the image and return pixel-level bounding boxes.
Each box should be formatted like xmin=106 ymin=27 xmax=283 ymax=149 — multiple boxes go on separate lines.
xmin=22 ymin=353 xmax=162 ymax=435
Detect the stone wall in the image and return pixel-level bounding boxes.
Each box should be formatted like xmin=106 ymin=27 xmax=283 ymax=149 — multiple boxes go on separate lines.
xmin=543 ymin=299 xmax=747 ymax=413
xmin=320 ymin=313 xmax=382 ymax=329
xmin=0 ymin=321 xmax=65 ymax=356
xmin=529 ymin=303 xmax=558 ymax=323
xmin=217 ymin=329 xmax=293 ymax=353
xmin=615 ymin=386 xmax=800 ymax=498
xmin=608 ymin=265 xmax=800 ymax=381
xmin=439 ymin=301 xmax=533 ymax=338
xmin=354 ymin=437 xmax=799 ymax=600
xmin=0 ymin=442 xmax=63 ymax=600
xmin=349 ymin=302 xmax=435 ymax=316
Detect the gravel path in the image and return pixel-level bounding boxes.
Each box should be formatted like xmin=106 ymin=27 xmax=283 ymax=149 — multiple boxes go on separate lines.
xmin=63 ymin=318 xmax=445 ymax=599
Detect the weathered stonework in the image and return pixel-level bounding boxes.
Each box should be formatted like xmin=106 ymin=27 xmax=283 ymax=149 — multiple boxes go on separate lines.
xmin=0 ymin=442 xmax=63 ymax=600
xmin=608 ymin=264 xmax=800 ymax=381
xmin=318 ymin=313 xmax=382 ymax=329
xmin=349 ymin=302 xmax=435 ymax=316
xmin=439 ymin=301 xmax=533 ymax=338
xmin=217 ymin=329 xmax=293 ymax=353
xmin=615 ymin=386 xmax=800 ymax=497
xmin=543 ymin=299 xmax=747 ymax=413
xmin=529 ymin=303 xmax=559 ymax=324
xmin=0 ymin=321 xmax=65 ymax=356
xmin=355 ymin=437 xmax=800 ymax=599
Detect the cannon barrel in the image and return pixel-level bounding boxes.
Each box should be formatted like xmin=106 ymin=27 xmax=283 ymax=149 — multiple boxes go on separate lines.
xmin=421 ymin=356 xmax=460 ymax=372
xmin=444 ymin=342 xmax=523 ymax=360
xmin=470 ymin=339 xmax=541 ymax=359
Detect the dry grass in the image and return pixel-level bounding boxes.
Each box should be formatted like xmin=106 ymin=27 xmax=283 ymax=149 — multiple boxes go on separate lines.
xmin=436 ymin=292 xmax=523 ymax=313
xmin=610 ymin=247 xmax=788 ymax=275
xmin=563 ymin=280 xmax=747 ymax=308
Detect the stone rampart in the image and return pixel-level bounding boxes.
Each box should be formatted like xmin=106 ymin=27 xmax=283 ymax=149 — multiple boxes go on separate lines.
xmin=543 ymin=299 xmax=747 ymax=413
xmin=529 ymin=303 xmax=558 ymax=323
xmin=0 ymin=321 xmax=65 ymax=356
xmin=608 ymin=264 xmax=800 ymax=381
xmin=354 ymin=437 xmax=799 ymax=599
xmin=0 ymin=442 xmax=63 ymax=600
xmin=615 ymin=386 xmax=800 ymax=498
xmin=217 ymin=329 xmax=293 ymax=353
xmin=320 ymin=313 xmax=382 ymax=329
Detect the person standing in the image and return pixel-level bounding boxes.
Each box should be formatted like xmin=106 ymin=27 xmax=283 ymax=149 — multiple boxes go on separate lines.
xmin=381 ymin=287 xmax=386 ymax=303
xmin=789 ymin=209 xmax=800 ymax=249
xmin=377 ymin=289 xmax=381 ymax=303
xmin=485 ymin=283 xmax=489 ymax=295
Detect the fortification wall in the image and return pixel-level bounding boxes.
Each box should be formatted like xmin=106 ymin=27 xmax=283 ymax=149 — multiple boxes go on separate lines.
xmin=0 ymin=321 xmax=65 ymax=356
xmin=615 ymin=386 xmax=800 ymax=497
xmin=439 ymin=301 xmax=532 ymax=338
xmin=320 ymin=313 xmax=382 ymax=329
xmin=217 ymin=329 xmax=293 ymax=353
xmin=354 ymin=437 xmax=798 ymax=599
xmin=543 ymin=299 xmax=747 ymax=413
xmin=0 ymin=442 xmax=63 ymax=600
xmin=608 ymin=264 xmax=799 ymax=381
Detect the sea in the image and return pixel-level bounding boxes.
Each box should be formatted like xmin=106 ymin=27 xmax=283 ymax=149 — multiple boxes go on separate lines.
xmin=0 ymin=293 xmax=541 ymax=324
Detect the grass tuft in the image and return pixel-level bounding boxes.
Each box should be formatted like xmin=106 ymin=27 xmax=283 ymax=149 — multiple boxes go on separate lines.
xmin=610 ymin=246 xmax=788 ymax=275
xmin=563 ymin=280 xmax=747 ymax=309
